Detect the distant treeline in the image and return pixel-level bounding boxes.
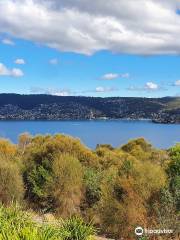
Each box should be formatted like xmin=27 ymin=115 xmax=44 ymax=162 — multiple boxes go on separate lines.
xmin=0 ymin=93 xmax=175 ymax=109
xmin=0 ymin=94 xmax=179 ymax=123
xmin=0 ymin=133 xmax=179 ymax=239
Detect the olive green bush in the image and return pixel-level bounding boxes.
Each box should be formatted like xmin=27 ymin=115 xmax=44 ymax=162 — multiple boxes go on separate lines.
xmin=50 ymin=154 xmax=83 ymax=217
xmin=0 ymin=139 xmax=24 ymax=205
xmin=0 ymin=134 xmax=178 ymax=239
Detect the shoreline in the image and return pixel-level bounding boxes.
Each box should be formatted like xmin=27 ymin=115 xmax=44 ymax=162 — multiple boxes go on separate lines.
xmin=0 ymin=118 xmax=179 ymax=124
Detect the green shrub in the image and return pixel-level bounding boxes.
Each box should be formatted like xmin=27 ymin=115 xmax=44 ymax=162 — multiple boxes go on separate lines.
xmin=50 ymin=154 xmax=83 ymax=217
xmin=167 ymin=144 xmax=180 ymax=211
xmin=84 ymin=168 xmax=102 ymax=207
xmin=121 ymin=138 xmax=152 ymax=153
xmin=23 ymin=135 xmax=96 ymax=211
xmin=60 ymin=216 xmax=96 ymax=240
xmin=0 ymin=204 xmax=37 ymax=240
xmin=0 ymin=204 xmax=96 ymax=240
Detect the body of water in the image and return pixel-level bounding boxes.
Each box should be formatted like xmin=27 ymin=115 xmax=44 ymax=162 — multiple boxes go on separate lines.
xmin=0 ymin=120 xmax=179 ymax=149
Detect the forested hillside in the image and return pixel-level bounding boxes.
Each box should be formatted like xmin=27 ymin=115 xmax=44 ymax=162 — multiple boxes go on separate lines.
xmin=0 ymin=94 xmax=179 ymax=123
xmin=0 ymin=134 xmax=179 ymax=239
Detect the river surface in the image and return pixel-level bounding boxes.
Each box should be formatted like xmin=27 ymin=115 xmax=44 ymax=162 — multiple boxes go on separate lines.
xmin=0 ymin=120 xmax=179 ymax=149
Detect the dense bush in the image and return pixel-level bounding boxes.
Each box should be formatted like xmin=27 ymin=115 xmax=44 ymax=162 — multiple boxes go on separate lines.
xmin=50 ymin=154 xmax=83 ymax=217
xmin=152 ymin=144 xmax=180 ymax=237
xmin=0 ymin=160 xmax=24 ymax=205
xmin=0 ymin=134 xmax=179 ymax=239
xmin=0 ymin=139 xmax=24 ymax=205
xmin=22 ymin=135 xmax=84 ymax=213
xmin=168 ymin=144 xmax=180 ymax=191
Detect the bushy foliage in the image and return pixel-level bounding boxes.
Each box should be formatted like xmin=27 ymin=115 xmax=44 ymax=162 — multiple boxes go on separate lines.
xmin=152 ymin=187 xmax=179 ymax=233
xmin=0 ymin=160 xmax=24 ymax=205
xmin=150 ymin=144 xmax=180 ymax=239
xmin=83 ymin=168 xmax=102 ymax=207
xmin=0 ymin=134 xmax=178 ymax=239
xmin=23 ymin=139 xmax=84 ymax=215
xmin=0 ymin=139 xmax=24 ymax=205
xmin=167 ymin=144 xmax=180 ymax=212
xmin=93 ymin=139 xmax=167 ymax=238
xmin=0 ymin=139 xmax=17 ymax=160
xmin=121 ymin=138 xmax=152 ymax=154
xmin=50 ymin=154 xmax=83 ymax=217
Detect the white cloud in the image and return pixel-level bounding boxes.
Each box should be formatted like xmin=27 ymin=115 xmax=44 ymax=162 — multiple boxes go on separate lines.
xmin=50 ymin=90 xmax=69 ymax=96
xmin=101 ymin=73 xmax=130 ymax=80
xmin=15 ymin=58 xmax=26 ymax=64
xmin=11 ymin=68 xmax=24 ymax=77
xmin=121 ymin=73 xmax=130 ymax=78
xmin=2 ymin=38 xmax=15 ymax=46
xmin=95 ymin=86 xmax=118 ymax=93
xmin=145 ymin=82 xmax=159 ymax=90
xmin=0 ymin=63 xmax=24 ymax=77
xmin=0 ymin=63 xmax=9 ymax=75
xmin=49 ymin=58 xmax=58 ymax=65
xmin=128 ymin=82 xmax=160 ymax=91
xmin=102 ymin=73 xmax=119 ymax=80
xmin=30 ymin=87 xmax=70 ymax=96
xmin=174 ymin=79 xmax=180 ymax=86
xmin=1 ymin=1 xmax=180 ymax=55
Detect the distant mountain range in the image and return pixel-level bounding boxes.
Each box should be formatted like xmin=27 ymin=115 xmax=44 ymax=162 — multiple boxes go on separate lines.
xmin=0 ymin=94 xmax=179 ymax=123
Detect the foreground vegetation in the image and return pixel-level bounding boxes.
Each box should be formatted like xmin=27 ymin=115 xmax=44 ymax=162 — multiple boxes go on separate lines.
xmin=0 ymin=204 xmax=95 ymax=240
xmin=0 ymin=133 xmax=179 ymax=239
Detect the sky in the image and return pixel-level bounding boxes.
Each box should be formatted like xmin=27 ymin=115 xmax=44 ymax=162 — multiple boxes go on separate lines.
xmin=0 ymin=0 xmax=180 ymax=98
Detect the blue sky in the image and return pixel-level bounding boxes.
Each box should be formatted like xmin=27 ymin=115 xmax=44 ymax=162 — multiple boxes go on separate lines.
xmin=0 ymin=0 xmax=180 ymax=97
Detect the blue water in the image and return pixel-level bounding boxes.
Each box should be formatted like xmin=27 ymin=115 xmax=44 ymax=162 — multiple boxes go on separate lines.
xmin=0 ymin=120 xmax=179 ymax=149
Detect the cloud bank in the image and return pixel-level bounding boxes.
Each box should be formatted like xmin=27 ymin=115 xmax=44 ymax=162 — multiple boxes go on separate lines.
xmin=1 ymin=0 xmax=180 ymax=55
xmin=30 ymin=85 xmax=118 ymax=95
